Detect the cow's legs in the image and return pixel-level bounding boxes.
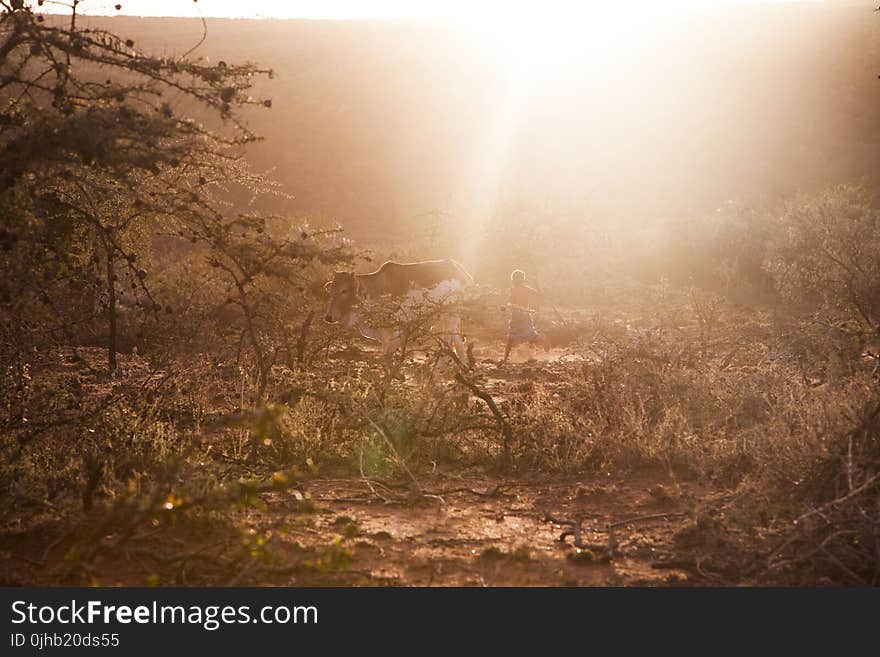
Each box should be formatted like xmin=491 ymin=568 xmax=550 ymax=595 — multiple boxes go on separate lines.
xmin=381 ymin=328 xmax=408 ymax=380
xmin=452 ymin=333 xmax=468 ymax=367
xmin=434 ymin=314 xmax=468 ymax=369
xmin=383 ymin=328 xmax=403 ymax=356
xmin=449 ymin=316 xmax=469 ymax=368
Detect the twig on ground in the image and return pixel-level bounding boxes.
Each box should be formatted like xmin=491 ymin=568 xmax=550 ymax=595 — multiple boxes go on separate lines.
xmin=429 ymin=484 xmax=513 ymax=498
xmin=609 ymin=511 xmax=688 ymax=529
xmin=227 ymin=558 xmax=257 ymax=586
xmin=11 ymin=553 xmax=44 ymax=567
xmin=543 ymin=513 xmax=615 ymax=556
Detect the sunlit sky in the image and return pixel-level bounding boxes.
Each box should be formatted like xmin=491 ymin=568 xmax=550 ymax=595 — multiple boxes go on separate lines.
xmin=76 ymin=0 xmax=818 ymax=20
xmin=64 ymin=0 xmax=833 ymax=245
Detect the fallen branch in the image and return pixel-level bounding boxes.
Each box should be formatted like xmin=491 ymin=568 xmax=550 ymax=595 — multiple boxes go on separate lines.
xmin=651 ymin=557 xmax=724 ymax=582
xmin=795 ymin=473 xmax=880 ymax=525
xmin=429 ymin=484 xmax=513 ymax=498
xmin=11 ymin=553 xmax=44 ymax=567
xmin=543 ymin=513 xmax=616 ymax=557
xmin=609 ymin=511 xmax=688 ymax=529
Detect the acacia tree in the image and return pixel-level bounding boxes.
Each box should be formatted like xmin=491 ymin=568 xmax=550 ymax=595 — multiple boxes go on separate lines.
xmin=0 ymin=1 xmax=343 ymax=382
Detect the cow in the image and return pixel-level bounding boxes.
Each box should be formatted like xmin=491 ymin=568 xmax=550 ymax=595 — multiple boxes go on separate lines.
xmin=324 ymin=259 xmax=473 ymax=367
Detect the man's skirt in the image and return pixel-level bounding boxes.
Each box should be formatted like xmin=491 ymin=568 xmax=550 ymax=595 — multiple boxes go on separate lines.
xmin=508 ymin=307 xmax=539 ymax=342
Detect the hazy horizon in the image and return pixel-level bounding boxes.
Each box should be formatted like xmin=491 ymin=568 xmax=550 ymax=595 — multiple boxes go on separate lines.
xmin=61 ymin=1 xmax=880 ymax=244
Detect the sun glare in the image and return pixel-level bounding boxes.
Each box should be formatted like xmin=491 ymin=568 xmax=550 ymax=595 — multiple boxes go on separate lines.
xmin=451 ymin=3 xmax=670 ymax=255
xmin=456 ymin=1 xmax=666 ymax=52
xmin=69 ymin=0 xmax=824 ymax=259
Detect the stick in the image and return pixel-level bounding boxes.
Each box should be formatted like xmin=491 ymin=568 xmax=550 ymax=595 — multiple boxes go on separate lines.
xmin=454 ymin=370 xmax=513 ymax=465
xmin=609 ymin=512 xmax=688 ymax=529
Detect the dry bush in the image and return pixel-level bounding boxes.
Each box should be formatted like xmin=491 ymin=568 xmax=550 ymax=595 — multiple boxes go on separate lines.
xmin=0 ymin=348 xmax=315 ymax=583
xmin=758 ymin=397 xmax=880 ymax=585
xmin=278 ymin=289 xmax=511 ymax=470
xmin=770 ymin=185 xmax=880 ymax=328
xmin=500 ymin=304 xmax=877 ymax=481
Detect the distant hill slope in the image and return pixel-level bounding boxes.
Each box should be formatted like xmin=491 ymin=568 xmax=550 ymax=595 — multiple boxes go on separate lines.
xmin=75 ymin=5 xmax=880 ymax=238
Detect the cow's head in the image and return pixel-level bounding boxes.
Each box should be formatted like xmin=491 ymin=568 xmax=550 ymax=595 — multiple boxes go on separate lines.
xmin=324 ymin=271 xmax=359 ymax=324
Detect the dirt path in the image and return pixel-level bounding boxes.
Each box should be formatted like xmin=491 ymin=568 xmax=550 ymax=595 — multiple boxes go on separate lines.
xmin=0 ymin=467 xmax=726 ymax=586
xmin=233 ymin=341 xmax=726 ymax=586
xmin=235 ymin=466 xmax=719 ymax=586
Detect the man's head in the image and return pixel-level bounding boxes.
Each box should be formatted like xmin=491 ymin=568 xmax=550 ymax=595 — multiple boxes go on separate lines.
xmin=510 ymin=269 xmax=526 ymax=285
xmin=324 ymin=271 xmax=358 ymax=324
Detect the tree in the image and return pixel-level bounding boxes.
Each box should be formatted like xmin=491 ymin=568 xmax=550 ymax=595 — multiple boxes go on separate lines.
xmin=771 ymin=185 xmax=880 ymax=331
xmin=0 ymin=1 xmax=308 ymax=376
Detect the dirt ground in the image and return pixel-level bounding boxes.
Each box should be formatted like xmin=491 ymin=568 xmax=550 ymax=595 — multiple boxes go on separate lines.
xmin=0 ymin=337 xmax=754 ymax=587
xmin=2 ymin=467 xmax=729 ymax=587
xmin=257 ymin=469 xmax=724 ymax=586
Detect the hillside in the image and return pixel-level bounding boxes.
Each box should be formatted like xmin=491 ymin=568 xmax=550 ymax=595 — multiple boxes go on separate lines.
xmin=73 ymin=4 xmax=880 ymax=239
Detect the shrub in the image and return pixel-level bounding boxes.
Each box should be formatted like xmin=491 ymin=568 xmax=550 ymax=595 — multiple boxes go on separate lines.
xmin=770 ymin=185 xmax=880 ymax=329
